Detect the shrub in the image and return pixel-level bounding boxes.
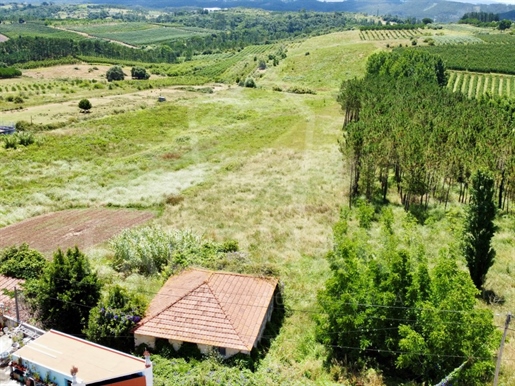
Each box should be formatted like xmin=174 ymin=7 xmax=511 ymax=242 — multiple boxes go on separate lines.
xmin=0 ymin=244 xmax=47 ymax=280
xmin=131 ymin=66 xmax=150 ymax=80
xmin=17 ymin=131 xmax=34 ymax=147
xmin=244 ymin=77 xmax=256 ymax=88
xmin=3 ymin=135 xmax=17 ymax=149
xmin=0 ymin=67 xmax=21 ymax=78
xmin=78 ymin=98 xmax=92 ymax=112
xmin=106 ymin=66 xmax=124 ymax=82
xmin=110 ymin=226 xmax=239 ymax=276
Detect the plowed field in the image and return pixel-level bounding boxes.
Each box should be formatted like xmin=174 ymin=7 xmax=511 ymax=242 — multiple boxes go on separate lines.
xmin=0 ymin=208 xmax=154 ymax=255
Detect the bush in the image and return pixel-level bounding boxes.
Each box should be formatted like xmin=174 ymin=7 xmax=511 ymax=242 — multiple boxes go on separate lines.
xmin=0 ymin=244 xmax=47 ymax=280
xmin=244 ymin=77 xmax=256 ymax=88
xmin=131 ymin=66 xmax=150 ymax=80
xmin=78 ymin=98 xmax=92 ymax=112
xmin=106 ymin=66 xmax=124 ymax=82
xmin=17 ymin=131 xmax=34 ymax=147
xmin=0 ymin=67 xmax=21 ymax=78
xmin=110 ymin=226 xmax=240 ymax=276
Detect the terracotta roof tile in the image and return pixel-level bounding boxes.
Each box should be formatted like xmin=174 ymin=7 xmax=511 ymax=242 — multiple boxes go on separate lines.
xmin=134 ymin=269 xmax=278 ymax=351
xmin=0 ymin=275 xmax=26 ymax=320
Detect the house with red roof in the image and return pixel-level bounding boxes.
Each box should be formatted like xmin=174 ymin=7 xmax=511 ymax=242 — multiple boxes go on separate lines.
xmin=132 ymin=268 xmax=278 ymax=358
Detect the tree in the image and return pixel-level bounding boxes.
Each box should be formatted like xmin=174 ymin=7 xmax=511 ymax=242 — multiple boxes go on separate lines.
xmin=78 ymin=98 xmax=92 ymax=113
xmin=23 ymin=247 xmax=102 ymax=335
xmin=0 ymin=243 xmax=47 ymax=280
xmin=131 ymin=66 xmax=150 ymax=80
xmin=463 ymin=170 xmax=497 ymax=290
xmin=316 ymin=210 xmax=497 ymax=384
xmin=85 ymin=285 xmax=147 ymax=352
xmin=499 ymin=19 xmax=512 ymax=31
xmin=422 ymin=17 xmax=433 ymax=24
xmin=106 ymin=66 xmax=124 ymax=82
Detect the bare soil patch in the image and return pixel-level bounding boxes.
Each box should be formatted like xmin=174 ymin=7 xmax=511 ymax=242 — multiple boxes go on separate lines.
xmin=23 ymin=64 xmax=114 ymax=81
xmin=0 ymin=208 xmax=154 ymax=255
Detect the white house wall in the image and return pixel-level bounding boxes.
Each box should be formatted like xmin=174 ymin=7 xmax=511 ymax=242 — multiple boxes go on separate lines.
xmin=134 ymin=334 xmax=156 ymax=349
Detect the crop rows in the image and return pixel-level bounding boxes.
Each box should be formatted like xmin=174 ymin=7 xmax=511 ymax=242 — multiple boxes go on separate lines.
xmin=198 ymin=44 xmax=276 ymax=81
xmin=476 ymin=33 xmax=515 ymax=44
xmin=415 ymin=44 xmax=515 ymax=75
xmin=0 ymin=21 xmax=85 ymax=39
xmin=447 ymin=71 xmax=515 ymax=98
xmin=430 ymin=35 xmax=483 ymax=45
xmin=359 ymin=29 xmax=421 ymax=41
xmin=65 ymin=22 xmax=212 ymax=45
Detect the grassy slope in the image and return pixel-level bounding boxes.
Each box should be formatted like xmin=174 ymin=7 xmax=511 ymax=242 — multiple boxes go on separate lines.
xmin=2 ymin=26 xmax=515 ymax=384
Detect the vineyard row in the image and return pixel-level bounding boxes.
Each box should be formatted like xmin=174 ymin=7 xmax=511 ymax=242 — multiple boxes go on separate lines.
xmin=447 ymin=71 xmax=515 ymax=99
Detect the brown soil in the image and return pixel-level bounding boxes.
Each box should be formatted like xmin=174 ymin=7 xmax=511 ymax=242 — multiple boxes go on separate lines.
xmin=23 ymin=64 xmax=115 ymax=81
xmin=0 ymin=208 xmax=154 ymax=255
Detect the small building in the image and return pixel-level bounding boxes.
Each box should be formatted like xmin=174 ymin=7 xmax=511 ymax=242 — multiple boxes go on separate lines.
xmin=133 ymin=268 xmax=278 ymax=358
xmin=11 ymin=329 xmax=153 ymax=386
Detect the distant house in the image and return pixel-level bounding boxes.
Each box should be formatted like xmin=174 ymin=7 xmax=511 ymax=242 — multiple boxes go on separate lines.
xmin=133 ymin=268 xmax=278 ymax=358
xmin=11 ymin=329 xmax=153 ymax=386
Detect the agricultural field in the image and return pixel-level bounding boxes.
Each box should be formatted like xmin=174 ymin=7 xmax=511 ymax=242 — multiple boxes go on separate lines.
xmin=430 ymin=34 xmax=484 ymax=44
xmin=359 ymin=28 xmax=423 ymax=41
xmin=0 ymin=208 xmax=154 ymax=254
xmin=447 ymin=70 xmax=515 ymax=98
xmin=0 ymin=21 xmax=85 ymax=39
xmin=416 ymin=38 xmax=515 ymax=74
xmin=60 ymin=22 xmax=216 ymax=45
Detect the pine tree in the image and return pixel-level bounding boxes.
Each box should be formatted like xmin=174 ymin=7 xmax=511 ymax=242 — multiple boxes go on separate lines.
xmin=463 ymin=170 xmax=497 ymax=290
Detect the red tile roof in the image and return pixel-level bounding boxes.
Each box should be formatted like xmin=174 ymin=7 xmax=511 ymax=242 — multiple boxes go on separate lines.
xmin=133 ymin=269 xmax=278 ymax=351
xmin=0 ymin=275 xmax=25 ymax=320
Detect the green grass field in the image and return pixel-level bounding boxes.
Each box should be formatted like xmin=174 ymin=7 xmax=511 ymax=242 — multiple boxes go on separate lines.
xmin=0 ymin=21 xmax=86 ymax=39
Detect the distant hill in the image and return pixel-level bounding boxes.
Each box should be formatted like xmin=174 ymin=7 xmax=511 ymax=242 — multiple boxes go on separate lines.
xmin=88 ymin=0 xmax=515 ymax=22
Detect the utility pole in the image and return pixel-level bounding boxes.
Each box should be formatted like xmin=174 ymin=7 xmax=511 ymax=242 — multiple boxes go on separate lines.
xmin=494 ymin=312 xmax=512 ymax=386
xmin=14 ymin=286 xmax=20 ymax=325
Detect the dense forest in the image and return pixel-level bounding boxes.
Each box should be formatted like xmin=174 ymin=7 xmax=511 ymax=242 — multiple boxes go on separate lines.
xmin=339 ymin=49 xmax=515 ymax=215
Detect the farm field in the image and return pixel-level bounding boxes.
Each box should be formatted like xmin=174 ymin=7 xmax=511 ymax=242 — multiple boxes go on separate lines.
xmin=0 ymin=208 xmax=155 ymax=254
xmin=60 ymin=22 xmax=216 ymax=45
xmin=2 ymin=25 xmax=515 ymax=384
xmin=0 ymin=21 xmax=86 ymax=39
xmin=447 ymin=70 xmax=515 ymax=98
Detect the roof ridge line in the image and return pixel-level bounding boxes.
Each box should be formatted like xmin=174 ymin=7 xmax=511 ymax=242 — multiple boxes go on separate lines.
xmin=136 ymin=278 xmax=206 ymax=327
xmin=206 ymin=280 xmax=250 ymax=350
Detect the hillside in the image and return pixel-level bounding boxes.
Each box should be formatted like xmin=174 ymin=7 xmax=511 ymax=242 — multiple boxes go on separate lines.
xmin=2 ymin=6 xmax=515 ymax=384
xmin=86 ymin=0 xmax=515 ymax=22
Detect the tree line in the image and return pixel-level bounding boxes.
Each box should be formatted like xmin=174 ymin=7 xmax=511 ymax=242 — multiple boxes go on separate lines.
xmin=339 ymin=49 xmax=515 ymax=213
xmin=0 ymin=36 xmax=179 ymax=65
